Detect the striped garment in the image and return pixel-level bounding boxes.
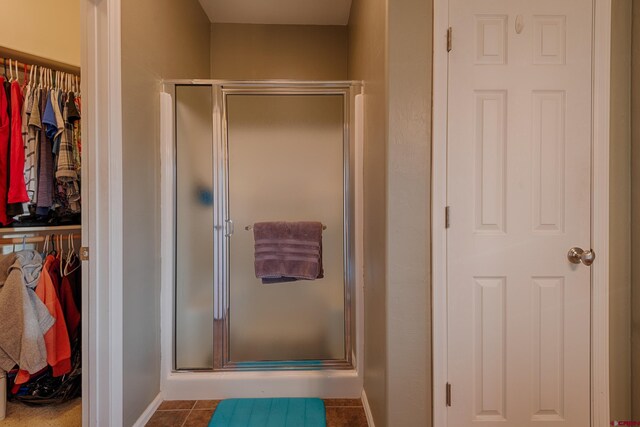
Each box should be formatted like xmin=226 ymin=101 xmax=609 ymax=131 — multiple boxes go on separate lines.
xmin=20 ymin=82 xmax=33 ymax=215
xmin=55 ymin=93 xmax=80 ymax=213
xmin=25 ymin=88 xmax=41 ymax=208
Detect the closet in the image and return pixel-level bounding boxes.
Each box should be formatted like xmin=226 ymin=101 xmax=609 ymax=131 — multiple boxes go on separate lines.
xmin=0 ymin=42 xmax=83 ymax=427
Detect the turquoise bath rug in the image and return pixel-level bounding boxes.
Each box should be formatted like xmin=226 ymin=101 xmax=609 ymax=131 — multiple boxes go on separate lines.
xmin=209 ymin=398 xmax=326 ymax=427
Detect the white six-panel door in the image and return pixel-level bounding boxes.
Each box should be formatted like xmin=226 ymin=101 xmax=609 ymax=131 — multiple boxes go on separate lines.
xmin=447 ymin=0 xmax=592 ymax=425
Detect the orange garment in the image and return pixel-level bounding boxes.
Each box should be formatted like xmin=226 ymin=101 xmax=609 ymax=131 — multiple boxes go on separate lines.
xmin=34 ymin=255 xmax=71 ymax=377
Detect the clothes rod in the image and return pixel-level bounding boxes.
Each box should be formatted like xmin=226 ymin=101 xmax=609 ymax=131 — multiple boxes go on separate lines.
xmin=0 ymin=46 xmax=80 ymax=75
xmin=0 ymin=233 xmax=81 ymax=245
xmin=0 ymin=225 xmax=81 ymax=234
xmin=244 ymin=224 xmax=327 ymax=231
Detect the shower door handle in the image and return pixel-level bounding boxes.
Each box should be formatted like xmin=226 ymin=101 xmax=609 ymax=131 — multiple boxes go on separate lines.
xmin=224 ymin=220 xmax=234 ymax=237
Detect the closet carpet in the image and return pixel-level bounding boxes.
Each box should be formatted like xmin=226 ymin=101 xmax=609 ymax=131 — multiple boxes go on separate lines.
xmin=2 ymin=398 xmax=81 ymax=426
xmin=146 ymin=399 xmax=369 ymax=427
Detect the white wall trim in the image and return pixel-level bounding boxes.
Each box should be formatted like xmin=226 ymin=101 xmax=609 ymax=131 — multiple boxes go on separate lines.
xmin=159 ymin=90 xmax=175 ymax=394
xmin=431 ymin=1 xmax=611 ymax=426
xmin=79 ymin=2 xmax=91 ymax=425
xmin=591 ymin=0 xmax=612 ymax=425
xmin=361 ymin=389 xmax=375 ymax=427
xmin=354 ymin=93 xmax=365 ymax=376
xmin=431 ymin=0 xmax=449 ymax=425
xmin=81 ymin=0 xmax=123 ymax=425
xmin=131 ymin=393 xmax=163 ymax=427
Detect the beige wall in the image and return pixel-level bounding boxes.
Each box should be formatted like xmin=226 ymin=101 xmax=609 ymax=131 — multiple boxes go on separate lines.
xmin=387 ymin=0 xmax=432 ymax=425
xmin=0 ymin=0 xmax=80 ymax=66
xmin=611 ymin=0 xmax=633 ymax=421
xmin=210 ymin=23 xmax=347 ymax=79
xmin=632 ymin=1 xmax=640 ymax=418
xmin=348 ymin=0 xmax=389 ymax=425
xmin=120 ymin=0 xmax=210 ymax=424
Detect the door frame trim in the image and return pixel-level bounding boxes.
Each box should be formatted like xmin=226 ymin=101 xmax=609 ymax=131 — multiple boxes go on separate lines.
xmin=81 ymin=0 xmax=124 ymax=424
xmin=431 ymin=1 xmax=611 ymax=425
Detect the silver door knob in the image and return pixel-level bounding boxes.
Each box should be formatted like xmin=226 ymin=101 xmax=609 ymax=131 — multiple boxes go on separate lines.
xmin=567 ymin=247 xmax=596 ymax=266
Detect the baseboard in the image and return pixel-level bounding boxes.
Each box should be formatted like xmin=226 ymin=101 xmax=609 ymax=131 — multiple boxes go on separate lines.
xmin=361 ymin=389 xmax=376 ymax=427
xmin=132 ymin=392 xmax=163 ymax=427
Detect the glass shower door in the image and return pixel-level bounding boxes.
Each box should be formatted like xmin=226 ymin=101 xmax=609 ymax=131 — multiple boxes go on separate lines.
xmin=225 ymin=94 xmax=347 ymax=365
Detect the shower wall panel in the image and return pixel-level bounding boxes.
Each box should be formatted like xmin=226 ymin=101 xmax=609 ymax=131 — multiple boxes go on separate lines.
xmin=175 ymin=85 xmax=215 ymax=369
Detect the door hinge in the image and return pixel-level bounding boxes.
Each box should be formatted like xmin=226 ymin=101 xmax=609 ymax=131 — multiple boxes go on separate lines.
xmin=80 ymin=247 xmax=89 ymax=261
xmin=447 ymin=27 xmax=452 ymax=52
xmin=445 ymin=206 xmax=450 ymax=229
xmin=446 ymin=382 xmax=452 ymax=406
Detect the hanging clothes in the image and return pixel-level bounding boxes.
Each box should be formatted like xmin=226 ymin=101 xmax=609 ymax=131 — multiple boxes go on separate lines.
xmin=2 ymin=243 xmax=83 ymax=399
xmin=0 ymin=78 xmax=11 ymax=226
xmin=26 ymin=88 xmax=41 ymax=208
xmin=67 ymin=92 xmax=81 ymax=173
xmin=8 ymin=81 xmax=29 ymax=211
xmin=56 ymin=93 xmax=80 ymax=212
xmin=35 ymin=254 xmax=71 ymax=377
xmin=0 ymin=57 xmax=83 ymax=408
xmin=36 ymin=90 xmax=54 ymax=215
xmin=20 ymin=79 xmax=35 ymax=213
xmin=57 ymin=254 xmax=80 ymax=340
xmin=0 ymin=252 xmax=54 ymax=376
xmin=0 ymin=60 xmax=81 ymax=227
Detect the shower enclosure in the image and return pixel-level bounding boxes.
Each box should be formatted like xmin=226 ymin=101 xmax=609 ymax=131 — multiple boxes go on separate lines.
xmin=161 ymin=81 xmax=362 ymax=375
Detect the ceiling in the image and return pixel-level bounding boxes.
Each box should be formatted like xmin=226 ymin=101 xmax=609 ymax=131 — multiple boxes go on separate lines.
xmin=198 ymin=0 xmax=353 ymax=26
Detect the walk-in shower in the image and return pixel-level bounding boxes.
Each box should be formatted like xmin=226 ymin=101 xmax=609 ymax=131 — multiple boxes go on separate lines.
xmin=160 ymin=81 xmax=362 ymax=387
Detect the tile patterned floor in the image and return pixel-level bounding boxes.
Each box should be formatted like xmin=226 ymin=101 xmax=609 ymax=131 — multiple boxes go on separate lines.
xmin=1 ymin=398 xmax=82 ymax=427
xmin=146 ymin=399 xmax=368 ymax=427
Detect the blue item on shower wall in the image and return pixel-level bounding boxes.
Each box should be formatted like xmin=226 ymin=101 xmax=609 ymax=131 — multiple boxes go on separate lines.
xmin=196 ymin=185 xmax=214 ymax=206
xmin=209 ymin=398 xmax=326 ymax=427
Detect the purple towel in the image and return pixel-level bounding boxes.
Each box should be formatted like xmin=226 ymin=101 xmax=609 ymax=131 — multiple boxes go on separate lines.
xmin=254 ymin=221 xmax=324 ymax=284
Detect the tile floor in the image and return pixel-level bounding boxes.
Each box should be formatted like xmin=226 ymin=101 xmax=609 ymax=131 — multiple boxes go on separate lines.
xmin=146 ymin=398 xmax=368 ymax=427
xmin=1 ymin=398 xmax=82 ymax=427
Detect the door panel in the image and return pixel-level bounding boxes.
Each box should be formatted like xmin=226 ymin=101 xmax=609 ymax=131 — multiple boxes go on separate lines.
xmin=225 ymin=94 xmax=346 ymax=363
xmin=447 ymin=1 xmax=592 ymax=425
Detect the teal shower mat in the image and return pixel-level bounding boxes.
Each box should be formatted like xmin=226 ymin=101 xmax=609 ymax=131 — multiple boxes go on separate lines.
xmin=209 ymin=398 xmax=326 ymax=427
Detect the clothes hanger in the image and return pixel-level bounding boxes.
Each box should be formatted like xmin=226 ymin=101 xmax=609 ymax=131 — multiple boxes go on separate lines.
xmin=29 ymin=64 xmax=35 ymax=87
xmin=7 ymin=59 xmax=13 ymax=82
xmin=10 ymin=59 xmax=16 ymax=83
xmin=42 ymin=235 xmax=49 ymax=255
xmin=58 ymin=234 xmax=65 ymax=271
xmin=64 ymin=233 xmax=80 ymax=276
xmin=49 ymin=234 xmax=57 ymax=256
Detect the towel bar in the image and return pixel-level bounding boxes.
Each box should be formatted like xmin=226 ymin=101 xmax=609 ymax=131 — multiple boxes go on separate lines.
xmin=244 ymin=224 xmax=327 ymax=231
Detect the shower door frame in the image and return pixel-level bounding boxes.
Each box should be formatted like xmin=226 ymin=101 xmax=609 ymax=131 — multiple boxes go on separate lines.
xmin=166 ymin=80 xmax=361 ymax=373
